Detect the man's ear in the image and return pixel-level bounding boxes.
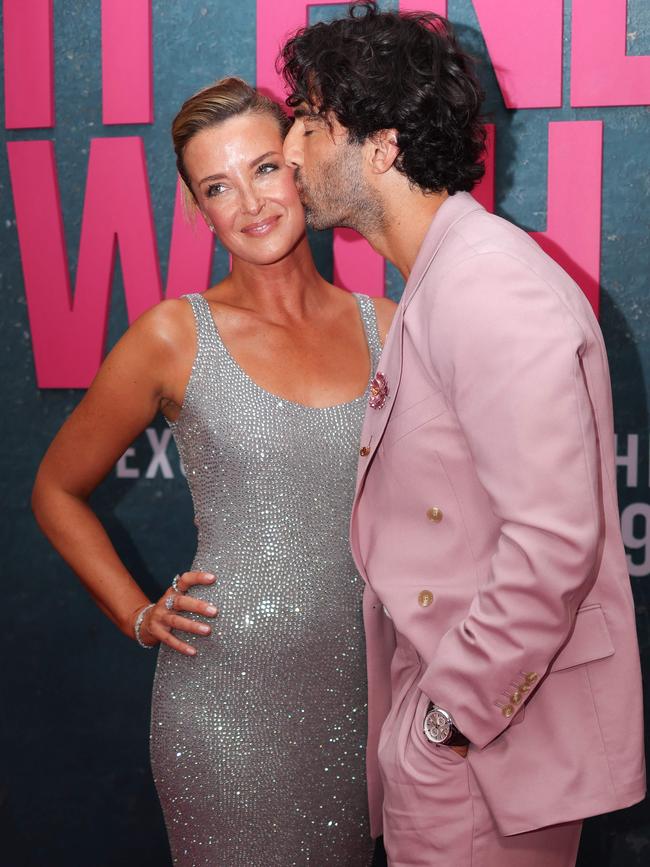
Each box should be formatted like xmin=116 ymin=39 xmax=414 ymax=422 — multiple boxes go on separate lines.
xmin=367 ymin=129 xmax=400 ymax=175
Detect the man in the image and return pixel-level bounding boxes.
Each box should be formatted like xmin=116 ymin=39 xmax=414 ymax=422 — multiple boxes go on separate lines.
xmin=280 ymin=3 xmax=646 ymax=866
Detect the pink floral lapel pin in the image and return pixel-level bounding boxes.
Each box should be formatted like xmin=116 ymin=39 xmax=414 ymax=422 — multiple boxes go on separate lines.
xmin=369 ymin=371 xmax=389 ymax=409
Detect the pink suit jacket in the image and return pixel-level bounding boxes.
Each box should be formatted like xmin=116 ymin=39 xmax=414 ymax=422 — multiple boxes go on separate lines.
xmin=350 ymin=192 xmax=646 ymax=838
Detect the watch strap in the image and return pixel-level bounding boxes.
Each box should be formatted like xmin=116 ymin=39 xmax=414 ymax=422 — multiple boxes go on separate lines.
xmin=445 ymin=725 xmax=470 ymax=747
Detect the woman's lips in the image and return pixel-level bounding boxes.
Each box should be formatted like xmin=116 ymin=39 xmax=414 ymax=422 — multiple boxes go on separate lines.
xmin=240 ymin=215 xmax=281 ymax=236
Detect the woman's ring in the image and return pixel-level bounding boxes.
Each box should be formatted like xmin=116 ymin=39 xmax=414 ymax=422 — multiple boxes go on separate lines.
xmin=164 ymin=595 xmax=175 ymax=611
xmin=172 ymin=574 xmax=183 ymax=593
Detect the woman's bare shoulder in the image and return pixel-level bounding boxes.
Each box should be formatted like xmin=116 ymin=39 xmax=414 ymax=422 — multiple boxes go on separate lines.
xmin=97 ymin=297 xmax=196 ymax=393
xmin=129 ymin=297 xmax=195 ymax=349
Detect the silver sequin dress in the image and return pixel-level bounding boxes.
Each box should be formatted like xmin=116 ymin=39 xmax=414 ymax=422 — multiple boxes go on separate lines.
xmin=150 ymin=292 xmax=381 ymax=866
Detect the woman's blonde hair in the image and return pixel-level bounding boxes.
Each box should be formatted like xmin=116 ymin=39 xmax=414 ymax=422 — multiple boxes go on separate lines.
xmin=172 ymin=76 xmax=291 ymax=216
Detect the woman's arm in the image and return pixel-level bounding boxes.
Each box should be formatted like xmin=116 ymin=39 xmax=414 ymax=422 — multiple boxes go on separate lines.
xmin=31 ymin=299 xmax=216 ymax=654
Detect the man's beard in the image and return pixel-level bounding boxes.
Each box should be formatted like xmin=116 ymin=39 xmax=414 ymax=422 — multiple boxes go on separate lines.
xmin=295 ymin=152 xmax=386 ymax=238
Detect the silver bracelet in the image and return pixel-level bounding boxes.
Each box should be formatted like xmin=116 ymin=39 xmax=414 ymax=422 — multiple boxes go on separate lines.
xmin=134 ymin=603 xmax=156 ymax=649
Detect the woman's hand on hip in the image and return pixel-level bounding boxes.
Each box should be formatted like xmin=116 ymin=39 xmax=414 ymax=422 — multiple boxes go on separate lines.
xmin=138 ymin=571 xmax=218 ymax=655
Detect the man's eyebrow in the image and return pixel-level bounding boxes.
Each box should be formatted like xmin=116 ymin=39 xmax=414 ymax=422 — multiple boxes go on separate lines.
xmin=293 ymin=107 xmax=322 ymax=121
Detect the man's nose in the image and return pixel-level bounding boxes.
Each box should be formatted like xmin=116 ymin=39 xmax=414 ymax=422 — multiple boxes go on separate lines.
xmin=283 ymin=124 xmax=303 ymax=168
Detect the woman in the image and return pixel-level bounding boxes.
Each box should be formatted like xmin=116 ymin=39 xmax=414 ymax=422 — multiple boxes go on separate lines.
xmin=32 ymin=77 xmax=395 ymax=865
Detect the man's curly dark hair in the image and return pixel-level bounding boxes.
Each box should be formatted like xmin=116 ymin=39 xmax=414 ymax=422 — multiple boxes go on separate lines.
xmin=280 ymin=1 xmax=486 ymax=195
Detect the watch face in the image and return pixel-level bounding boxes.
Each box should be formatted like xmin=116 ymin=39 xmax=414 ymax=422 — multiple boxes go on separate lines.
xmin=424 ymin=708 xmax=452 ymax=744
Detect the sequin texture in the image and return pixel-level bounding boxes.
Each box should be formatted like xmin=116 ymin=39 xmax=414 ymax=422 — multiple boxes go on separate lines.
xmin=150 ymin=293 xmax=381 ymax=866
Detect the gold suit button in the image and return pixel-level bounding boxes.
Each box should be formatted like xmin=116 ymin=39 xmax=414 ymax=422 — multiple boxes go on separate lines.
xmin=520 ymin=682 xmax=530 ymax=693
xmin=418 ymin=590 xmax=434 ymax=608
xmin=511 ymin=690 xmax=522 ymax=705
xmin=525 ymin=672 xmax=538 ymax=685
xmin=426 ymin=506 xmax=443 ymax=523
xmin=502 ymin=704 xmax=514 ymax=718
xmin=359 ymin=446 xmax=371 ymax=457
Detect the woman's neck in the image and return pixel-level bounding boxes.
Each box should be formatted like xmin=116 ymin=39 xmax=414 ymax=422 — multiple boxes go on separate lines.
xmin=223 ymin=235 xmax=331 ymax=322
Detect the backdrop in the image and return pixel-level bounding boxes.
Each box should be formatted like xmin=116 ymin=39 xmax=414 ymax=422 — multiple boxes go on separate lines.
xmin=1 ymin=1 xmax=649 ymax=865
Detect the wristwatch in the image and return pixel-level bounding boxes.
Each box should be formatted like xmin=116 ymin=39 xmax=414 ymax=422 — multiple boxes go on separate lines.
xmin=423 ymin=702 xmax=470 ymax=747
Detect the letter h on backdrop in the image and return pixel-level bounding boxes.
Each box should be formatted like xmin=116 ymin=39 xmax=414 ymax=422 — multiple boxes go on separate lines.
xmin=4 ymin=0 xmax=650 ymax=387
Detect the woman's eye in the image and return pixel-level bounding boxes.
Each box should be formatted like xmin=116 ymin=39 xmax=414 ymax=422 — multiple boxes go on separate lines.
xmin=258 ymin=162 xmax=279 ymax=175
xmin=206 ymin=183 xmax=226 ymax=197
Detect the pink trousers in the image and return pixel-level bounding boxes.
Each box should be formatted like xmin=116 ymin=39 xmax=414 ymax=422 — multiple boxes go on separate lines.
xmin=377 ymin=641 xmax=582 ymax=867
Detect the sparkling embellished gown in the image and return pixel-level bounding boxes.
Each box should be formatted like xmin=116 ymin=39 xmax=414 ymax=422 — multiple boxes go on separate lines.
xmin=150 ymin=292 xmax=381 ymax=866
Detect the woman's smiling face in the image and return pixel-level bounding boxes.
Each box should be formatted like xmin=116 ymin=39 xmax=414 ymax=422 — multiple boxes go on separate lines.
xmin=183 ymin=111 xmax=306 ymax=265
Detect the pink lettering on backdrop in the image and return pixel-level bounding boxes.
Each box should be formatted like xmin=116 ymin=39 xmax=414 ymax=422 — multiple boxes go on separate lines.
xmin=7 ymin=3 xmax=607 ymax=385
xmin=8 ymin=138 xmax=162 ymax=388
xmin=3 ymin=0 xmax=54 ymax=129
xmin=256 ymin=0 xmax=385 ymax=296
xmin=165 ymin=180 xmax=216 ymax=299
xmin=102 ymin=0 xmax=153 ymax=124
xmin=530 ymin=121 xmax=603 ymax=316
xmin=471 ymin=0 xmax=563 ymax=108
xmin=572 ymin=0 xmax=650 ymax=106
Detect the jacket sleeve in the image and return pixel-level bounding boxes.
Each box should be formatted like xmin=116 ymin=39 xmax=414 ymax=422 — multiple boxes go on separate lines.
xmin=417 ymin=250 xmax=603 ymax=749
